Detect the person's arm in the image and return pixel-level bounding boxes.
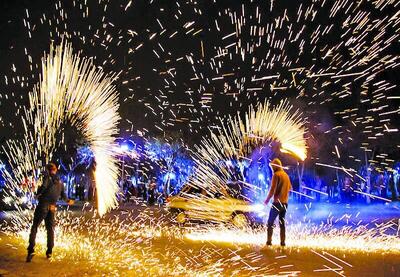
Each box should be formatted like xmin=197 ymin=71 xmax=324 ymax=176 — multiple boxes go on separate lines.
xmin=264 ymin=174 xmax=277 ymax=204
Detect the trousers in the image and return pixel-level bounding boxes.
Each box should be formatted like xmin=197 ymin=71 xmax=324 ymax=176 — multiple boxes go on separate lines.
xmin=267 ymin=202 xmax=288 ymax=244
xmin=27 ymin=203 xmax=55 ymax=254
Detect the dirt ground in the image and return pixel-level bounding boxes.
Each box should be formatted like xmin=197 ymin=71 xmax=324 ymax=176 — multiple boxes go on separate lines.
xmin=0 ymin=233 xmax=399 ymax=277
xmin=1 ymin=202 xmax=399 ymax=276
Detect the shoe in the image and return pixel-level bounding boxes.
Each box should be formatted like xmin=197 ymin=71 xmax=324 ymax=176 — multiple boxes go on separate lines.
xmin=280 ymin=242 xmax=286 ymax=247
xmin=26 ymin=252 xmax=35 ymax=262
xmin=266 ymin=241 xmax=272 ymax=246
xmin=46 ymin=250 xmax=52 ymax=259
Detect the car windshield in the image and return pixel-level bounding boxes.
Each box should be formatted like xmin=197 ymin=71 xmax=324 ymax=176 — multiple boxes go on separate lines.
xmin=225 ymin=182 xmax=256 ymax=202
xmin=226 ymin=183 xmax=243 ymax=199
xmin=179 ymin=183 xmax=257 ymax=202
xmin=180 ymin=186 xmax=209 ymax=198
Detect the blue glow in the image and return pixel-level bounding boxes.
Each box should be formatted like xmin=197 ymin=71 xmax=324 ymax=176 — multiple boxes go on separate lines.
xmin=163 ymin=172 xmax=176 ymax=181
xmin=145 ymin=139 xmax=195 ymax=195
xmin=121 ymin=143 xmax=129 ymax=152
xmin=131 ymin=176 xmax=137 ymax=186
xmin=76 ymin=146 xmax=94 ymax=167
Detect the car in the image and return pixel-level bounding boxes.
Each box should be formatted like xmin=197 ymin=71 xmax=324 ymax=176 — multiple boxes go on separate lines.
xmin=166 ymin=182 xmax=266 ymax=228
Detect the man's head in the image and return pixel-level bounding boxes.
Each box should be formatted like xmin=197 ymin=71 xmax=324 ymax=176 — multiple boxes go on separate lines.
xmin=270 ymin=158 xmax=283 ymax=172
xmin=46 ymin=163 xmax=58 ymax=176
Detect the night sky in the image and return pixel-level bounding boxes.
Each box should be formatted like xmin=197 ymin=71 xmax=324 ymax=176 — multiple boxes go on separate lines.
xmin=0 ymin=0 xmax=399 ymax=169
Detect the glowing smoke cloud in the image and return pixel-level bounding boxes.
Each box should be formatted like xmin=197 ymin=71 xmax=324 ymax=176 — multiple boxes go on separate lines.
xmin=2 ymin=42 xmax=120 ymax=216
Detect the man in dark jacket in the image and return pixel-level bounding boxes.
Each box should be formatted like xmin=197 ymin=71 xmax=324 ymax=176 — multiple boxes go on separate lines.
xmin=264 ymin=158 xmax=292 ymax=247
xmin=26 ymin=163 xmax=73 ymax=262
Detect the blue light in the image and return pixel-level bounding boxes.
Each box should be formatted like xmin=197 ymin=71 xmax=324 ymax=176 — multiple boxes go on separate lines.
xmin=163 ymin=172 xmax=176 ymax=182
xmin=145 ymin=138 xmax=195 ymax=193
xmin=258 ymin=173 xmax=265 ymax=181
xmin=75 ymin=146 xmax=94 ymax=168
xmin=121 ymin=143 xmax=129 ymax=152
xmin=131 ymin=176 xmax=137 ymax=186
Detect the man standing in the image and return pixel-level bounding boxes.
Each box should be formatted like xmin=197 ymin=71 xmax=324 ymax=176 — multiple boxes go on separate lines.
xmin=26 ymin=163 xmax=73 ymax=262
xmin=264 ymin=158 xmax=291 ymax=247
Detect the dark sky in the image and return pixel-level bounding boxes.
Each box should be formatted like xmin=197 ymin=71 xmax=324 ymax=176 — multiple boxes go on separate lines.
xmin=0 ymin=0 xmax=399 ymax=167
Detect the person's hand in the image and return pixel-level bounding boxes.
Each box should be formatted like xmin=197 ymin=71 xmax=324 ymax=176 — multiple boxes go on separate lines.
xmin=67 ymin=199 xmax=75 ymax=206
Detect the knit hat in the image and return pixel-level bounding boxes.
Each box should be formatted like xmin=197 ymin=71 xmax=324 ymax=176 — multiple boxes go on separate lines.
xmin=270 ymin=158 xmax=283 ymax=172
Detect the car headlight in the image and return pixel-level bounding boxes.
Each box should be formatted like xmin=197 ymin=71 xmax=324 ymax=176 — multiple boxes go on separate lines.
xmin=251 ymin=203 xmax=264 ymax=211
xmin=251 ymin=203 xmax=267 ymax=217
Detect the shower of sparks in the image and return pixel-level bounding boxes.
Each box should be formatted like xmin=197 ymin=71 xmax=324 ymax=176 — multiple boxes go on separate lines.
xmin=0 ymin=0 xmax=399 ymax=275
xmin=2 ymin=42 xmax=120 ymax=216
xmin=1 ymin=207 xmax=399 ymax=276
xmin=188 ymin=100 xmax=307 ymax=193
xmin=185 ymin=220 xmax=400 ymax=254
xmin=0 ymin=0 xmax=398 ymax=172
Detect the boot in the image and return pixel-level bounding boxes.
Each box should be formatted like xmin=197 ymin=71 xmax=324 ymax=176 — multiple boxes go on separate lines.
xmin=266 ymin=225 xmax=273 ymax=246
xmin=280 ymin=226 xmax=286 ymax=247
xmin=46 ymin=249 xmax=52 ymax=259
xmin=26 ymin=251 xmax=35 ymax=262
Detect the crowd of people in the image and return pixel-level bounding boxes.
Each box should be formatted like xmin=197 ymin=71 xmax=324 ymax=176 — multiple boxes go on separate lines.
xmin=290 ymin=167 xmax=400 ymax=204
xmin=7 ymin=160 xmax=399 ymax=208
xmin=117 ymin=163 xmax=400 ymax=206
xmin=121 ymin=177 xmax=160 ymax=205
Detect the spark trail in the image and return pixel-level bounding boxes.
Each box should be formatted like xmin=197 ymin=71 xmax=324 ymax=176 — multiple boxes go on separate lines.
xmin=188 ymin=100 xmax=307 ymax=193
xmin=2 ymin=42 xmax=120 ymax=216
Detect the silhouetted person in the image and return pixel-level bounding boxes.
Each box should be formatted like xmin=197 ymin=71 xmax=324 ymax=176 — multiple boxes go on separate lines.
xmin=388 ymin=174 xmax=397 ymax=200
xmin=264 ymin=158 xmax=292 ymax=247
xmin=26 ymin=163 xmax=73 ymax=262
xmin=148 ymin=178 xmax=157 ymax=205
xmin=341 ymin=177 xmax=354 ymax=203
